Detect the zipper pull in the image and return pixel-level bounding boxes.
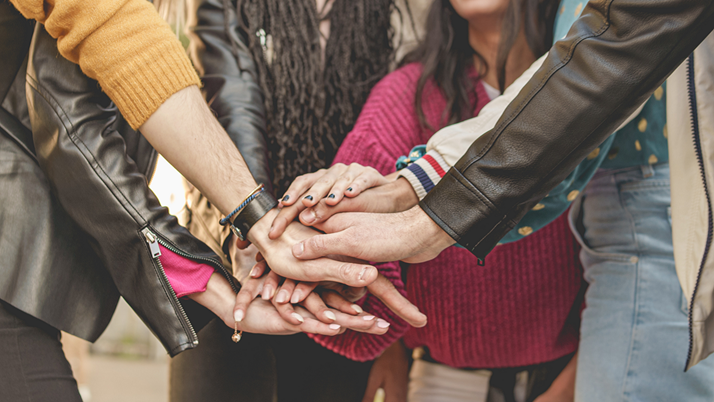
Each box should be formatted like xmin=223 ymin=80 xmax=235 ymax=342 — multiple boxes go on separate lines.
xmin=142 ymin=228 xmax=162 ymax=258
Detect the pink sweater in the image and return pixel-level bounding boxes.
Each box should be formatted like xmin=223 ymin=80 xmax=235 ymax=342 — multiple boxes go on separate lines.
xmin=310 ymin=63 xmax=583 ymax=367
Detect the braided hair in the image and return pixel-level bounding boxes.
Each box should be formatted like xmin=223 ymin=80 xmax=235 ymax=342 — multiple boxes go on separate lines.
xmin=237 ymin=0 xmax=396 ymax=195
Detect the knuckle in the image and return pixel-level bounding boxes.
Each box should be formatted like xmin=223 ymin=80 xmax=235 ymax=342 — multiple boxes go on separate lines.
xmin=308 ymin=236 xmax=326 ymax=253
xmin=338 ymin=263 xmax=355 ymax=282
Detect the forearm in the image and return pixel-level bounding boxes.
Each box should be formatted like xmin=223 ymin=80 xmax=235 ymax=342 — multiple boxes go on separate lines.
xmin=422 ymin=0 xmax=714 ymax=258
xmin=140 ymin=85 xmax=258 ymax=215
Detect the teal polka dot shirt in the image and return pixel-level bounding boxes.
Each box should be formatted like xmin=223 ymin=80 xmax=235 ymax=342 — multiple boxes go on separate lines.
xmin=499 ymin=0 xmax=669 ymax=243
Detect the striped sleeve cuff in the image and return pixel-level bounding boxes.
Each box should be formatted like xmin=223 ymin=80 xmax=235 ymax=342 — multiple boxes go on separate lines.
xmin=398 ymin=150 xmax=449 ymax=200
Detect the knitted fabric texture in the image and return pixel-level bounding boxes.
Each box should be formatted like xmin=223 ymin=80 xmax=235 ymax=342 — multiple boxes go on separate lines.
xmin=310 ymin=63 xmax=583 ymax=367
xmin=10 ymin=0 xmax=200 ymax=128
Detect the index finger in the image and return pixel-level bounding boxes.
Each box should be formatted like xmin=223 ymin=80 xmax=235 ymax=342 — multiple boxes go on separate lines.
xmin=368 ymin=275 xmax=427 ymax=327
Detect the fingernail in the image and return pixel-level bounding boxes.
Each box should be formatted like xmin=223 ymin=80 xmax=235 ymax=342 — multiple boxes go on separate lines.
xmin=347 ymin=187 xmax=353 ymax=192
xmin=304 ymin=195 xmax=313 ymax=201
xmin=351 ymin=304 xmax=363 ymax=314
xmin=358 ymin=267 xmax=367 ymax=281
xmin=282 ymin=194 xmax=290 ymax=202
xmin=303 ymin=210 xmax=316 ymax=224
xmin=377 ymin=319 xmax=390 ymax=328
xmin=250 ymin=266 xmax=260 ymax=277
xmin=329 ymin=324 xmax=341 ymax=330
xmin=276 ymin=290 xmax=289 ymax=303
xmin=291 ymin=312 xmax=304 ymax=323
xmin=362 ymin=315 xmax=375 ymax=321
xmin=294 ymin=242 xmax=304 ymax=257
xmin=262 ymin=285 xmax=272 ymax=300
xmin=234 ymin=310 xmax=244 ymax=322
xmin=324 ymin=311 xmax=336 ymax=321
xmin=290 ymin=290 xmax=302 ymax=304
xmin=328 ymin=193 xmax=336 ymax=199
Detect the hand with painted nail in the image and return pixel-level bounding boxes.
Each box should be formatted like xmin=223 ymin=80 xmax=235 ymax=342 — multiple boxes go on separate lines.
xmin=295 ymin=177 xmax=418 ymax=230
xmin=233 ymin=259 xmax=395 ymax=335
xmin=188 ymin=271 xmax=341 ymax=336
xmin=269 ymin=164 xmax=393 ymax=240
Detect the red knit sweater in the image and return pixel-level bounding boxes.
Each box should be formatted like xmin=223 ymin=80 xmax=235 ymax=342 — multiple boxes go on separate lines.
xmin=309 ymin=63 xmax=583 ymax=368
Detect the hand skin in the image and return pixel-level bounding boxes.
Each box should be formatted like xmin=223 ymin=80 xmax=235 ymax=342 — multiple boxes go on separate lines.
xmin=362 ymin=341 xmax=410 ymax=402
xmin=533 ymin=352 xmax=577 ymax=402
xmin=299 ymin=177 xmax=418 ymax=228
xmin=229 ymin=242 xmax=389 ymax=334
xmin=293 ymin=205 xmax=454 ymax=265
xmin=233 ymin=248 xmax=425 ymax=329
xmin=188 ymin=272 xmax=342 ymax=336
xmin=270 ymin=174 xmax=417 ymax=239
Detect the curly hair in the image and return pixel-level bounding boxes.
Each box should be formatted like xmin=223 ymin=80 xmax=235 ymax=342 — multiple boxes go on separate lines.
xmin=237 ymin=0 xmax=397 ymax=195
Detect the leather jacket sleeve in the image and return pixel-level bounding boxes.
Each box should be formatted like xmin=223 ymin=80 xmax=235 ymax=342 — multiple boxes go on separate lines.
xmin=25 ymin=25 xmax=235 ymax=356
xmin=184 ymin=0 xmax=271 ymax=263
xmin=187 ymin=0 xmax=271 ymax=190
xmin=421 ymin=0 xmax=714 ymax=259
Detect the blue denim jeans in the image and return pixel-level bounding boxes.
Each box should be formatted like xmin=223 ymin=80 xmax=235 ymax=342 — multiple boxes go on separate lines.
xmin=568 ymin=163 xmax=714 ymax=402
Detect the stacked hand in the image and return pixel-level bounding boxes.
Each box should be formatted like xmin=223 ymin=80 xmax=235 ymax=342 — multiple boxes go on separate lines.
xmin=202 ymin=162 xmax=461 ymax=337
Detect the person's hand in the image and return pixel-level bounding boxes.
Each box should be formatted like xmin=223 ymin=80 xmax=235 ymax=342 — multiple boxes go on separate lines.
xmin=362 ymin=341 xmax=409 ymax=402
xmin=293 ymin=206 xmax=455 ymax=265
xmin=269 ymin=165 xmax=395 ymax=240
xmin=248 ymin=209 xmax=379 ymax=285
xmin=281 ymin=163 xmax=391 ymax=208
xmin=188 ymin=272 xmax=340 ymax=335
xmin=533 ymin=352 xmax=577 ymax=402
xmin=233 ymin=260 xmax=394 ymax=334
xmin=297 ymin=177 xmax=418 ymax=228
xmin=246 ymin=209 xmax=426 ymax=327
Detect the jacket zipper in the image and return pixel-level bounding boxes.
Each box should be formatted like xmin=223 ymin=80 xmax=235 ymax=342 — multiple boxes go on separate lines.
xmin=685 ymin=53 xmax=713 ymax=370
xmin=141 ymin=227 xmax=239 ymax=347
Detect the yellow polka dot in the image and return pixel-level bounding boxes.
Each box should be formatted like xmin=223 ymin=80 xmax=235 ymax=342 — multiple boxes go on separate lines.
xmin=663 ymin=125 xmax=668 ymax=139
xmin=560 ymin=5 xmax=565 ymax=14
xmin=608 ymin=148 xmax=619 ymax=160
xmin=518 ymin=226 xmax=533 ymax=236
xmin=574 ymin=3 xmax=583 ymax=16
xmin=532 ymin=203 xmax=546 ymax=211
xmin=638 ymin=118 xmax=647 ymax=132
xmin=635 ymin=140 xmax=642 ymax=151
xmin=654 ymin=86 xmax=664 ymax=100
xmin=567 ymin=190 xmax=580 ymax=202
xmin=649 ymin=154 xmax=658 ymax=165
xmin=587 ymin=148 xmax=600 ymax=160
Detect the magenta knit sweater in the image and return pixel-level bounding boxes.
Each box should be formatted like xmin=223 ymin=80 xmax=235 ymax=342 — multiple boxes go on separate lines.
xmin=309 ymin=63 xmax=583 ymax=368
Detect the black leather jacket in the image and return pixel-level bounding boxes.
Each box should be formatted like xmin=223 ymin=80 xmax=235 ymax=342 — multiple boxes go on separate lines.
xmin=421 ymin=0 xmax=714 ymax=259
xmin=180 ymin=0 xmax=272 ymax=262
xmin=0 ymin=2 xmax=236 ymax=356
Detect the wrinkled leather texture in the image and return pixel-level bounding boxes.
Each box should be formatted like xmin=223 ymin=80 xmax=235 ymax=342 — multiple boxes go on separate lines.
xmin=184 ymin=0 xmax=271 ymax=257
xmin=421 ymin=0 xmax=714 ymax=259
xmin=0 ymin=7 xmax=232 ymax=356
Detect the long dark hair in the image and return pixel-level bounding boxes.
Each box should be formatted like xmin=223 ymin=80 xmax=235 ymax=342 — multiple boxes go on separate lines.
xmin=401 ymin=0 xmax=559 ymax=130
xmin=237 ymin=0 xmax=396 ymax=194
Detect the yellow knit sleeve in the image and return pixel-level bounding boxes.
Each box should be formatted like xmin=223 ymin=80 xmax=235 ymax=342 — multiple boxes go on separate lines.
xmin=9 ymin=0 xmax=200 ymax=128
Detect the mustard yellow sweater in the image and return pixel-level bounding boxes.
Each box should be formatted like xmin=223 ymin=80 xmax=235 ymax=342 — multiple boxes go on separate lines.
xmin=10 ymin=0 xmax=200 ymax=128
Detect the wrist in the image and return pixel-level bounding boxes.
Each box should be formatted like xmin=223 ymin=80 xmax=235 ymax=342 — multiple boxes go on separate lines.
xmin=246 ymin=208 xmax=280 ymax=249
xmin=188 ymin=273 xmax=235 ymax=324
xmin=404 ymin=206 xmax=454 ymax=256
xmin=393 ymin=177 xmax=419 ymax=212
